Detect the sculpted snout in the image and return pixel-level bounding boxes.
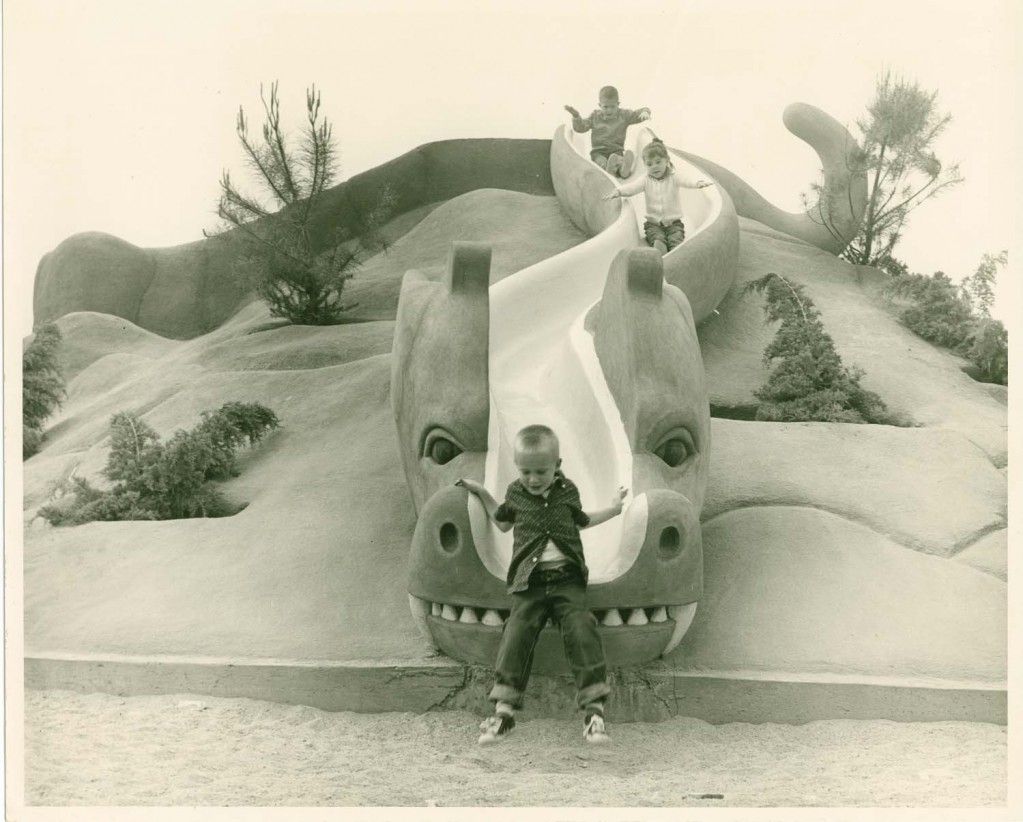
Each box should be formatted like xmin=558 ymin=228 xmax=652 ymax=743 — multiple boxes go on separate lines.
xmin=406 ymin=485 xmax=506 ymax=606
xmin=588 ymin=488 xmax=702 ymax=610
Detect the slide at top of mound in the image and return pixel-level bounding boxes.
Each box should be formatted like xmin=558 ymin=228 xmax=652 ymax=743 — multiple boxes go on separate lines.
xmin=553 ymin=119 xmax=739 ymax=325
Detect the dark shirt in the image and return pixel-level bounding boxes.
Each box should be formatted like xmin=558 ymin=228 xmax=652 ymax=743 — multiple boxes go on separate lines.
xmin=573 ymin=107 xmax=650 ymax=155
xmin=494 ymin=471 xmax=591 ymax=594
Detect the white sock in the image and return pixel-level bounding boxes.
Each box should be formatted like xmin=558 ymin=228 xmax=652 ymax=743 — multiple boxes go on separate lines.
xmin=496 ymin=701 xmax=515 ymax=718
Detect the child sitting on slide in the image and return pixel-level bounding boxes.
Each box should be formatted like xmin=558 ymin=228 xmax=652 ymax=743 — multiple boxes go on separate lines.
xmin=564 ymin=85 xmax=650 ymax=179
xmin=603 ymin=137 xmax=713 ymax=255
xmin=457 ymin=425 xmax=627 ymax=746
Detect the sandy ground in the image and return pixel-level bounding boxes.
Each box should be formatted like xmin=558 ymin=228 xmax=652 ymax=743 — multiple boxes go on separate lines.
xmin=21 ymin=689 xmax=1006 ymax=809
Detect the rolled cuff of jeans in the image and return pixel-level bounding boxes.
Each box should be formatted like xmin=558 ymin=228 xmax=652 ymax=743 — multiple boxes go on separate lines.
xmin=488 ymin=683 xmax=524 ymax=708
xmin=576 ymin=681 xmax=612 ymax=709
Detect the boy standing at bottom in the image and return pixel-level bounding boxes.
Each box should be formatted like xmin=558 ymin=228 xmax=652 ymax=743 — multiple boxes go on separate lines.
xmin=457 ymin=424 xmax=627 ymax=745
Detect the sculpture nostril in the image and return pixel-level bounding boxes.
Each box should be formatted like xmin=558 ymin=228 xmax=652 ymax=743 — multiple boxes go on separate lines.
xmin=439 ymin=522 xmax=460 ymax=553
xmin=658 ymin=525 xmax=681 ymax=558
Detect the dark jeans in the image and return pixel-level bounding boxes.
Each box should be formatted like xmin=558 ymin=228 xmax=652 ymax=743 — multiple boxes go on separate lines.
xmin=644 ymin=218 xmax=686 ymax=251
xmin=489 ymin=565 xmax=612 ymax=710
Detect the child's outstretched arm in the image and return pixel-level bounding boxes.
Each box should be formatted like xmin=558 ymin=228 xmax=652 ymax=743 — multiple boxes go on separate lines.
xmin=455 ymin=479 xmax=513 ymax=532
xmin=564 ymin=104 xmax=590 ymax=133
xmin=674 ymin=167 xmax=714 ymax=189
xmin=581 ymin=487 xmax=629 ymax=529
xmin=626 ymin=107 xmax=652 ymax=124
xmin=602 ymin=177 xmax=645 ymax=200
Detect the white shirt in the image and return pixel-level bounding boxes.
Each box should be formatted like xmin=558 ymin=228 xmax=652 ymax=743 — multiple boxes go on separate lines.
xmin=619 ymin=167 xmax=705 ymax=225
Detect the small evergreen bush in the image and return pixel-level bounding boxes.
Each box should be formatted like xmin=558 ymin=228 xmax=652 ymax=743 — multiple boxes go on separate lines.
xmin=39 ymin=402 xmax=280 ymax=526
xmin=23 ymin=323 xmax=66 ymax=459
xmin=745 ymin=273 xmax=896 ymax=424
xmin=884 ymin=271 xmax=973 ymax=348
xmin=883 ymin=251 xmax=1008 ymax=385
xmin=965 ymin=318 xmax=1008 ymax=386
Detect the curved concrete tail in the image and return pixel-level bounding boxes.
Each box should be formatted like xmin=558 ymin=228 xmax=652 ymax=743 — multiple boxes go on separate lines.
xmin=673 ymin=102 xmax=867 ymax=253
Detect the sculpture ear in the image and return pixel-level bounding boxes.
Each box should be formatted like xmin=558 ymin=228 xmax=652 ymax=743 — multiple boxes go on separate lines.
xmin=626 ymin=248 xmax=663 ymax=298
xmin=446 ymin=242 xmax=492 ymax=296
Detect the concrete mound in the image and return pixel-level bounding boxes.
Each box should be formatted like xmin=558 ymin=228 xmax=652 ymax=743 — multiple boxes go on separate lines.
xmin=699 ymin=218 xmax=1007 ymax=466
xmin=24 ymin=165 xmax=1006 ymax=722
xmin=678 ymin=506 xmax=1005 ymax=683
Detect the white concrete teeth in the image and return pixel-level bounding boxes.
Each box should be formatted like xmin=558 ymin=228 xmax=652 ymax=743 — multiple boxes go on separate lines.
xmin=601 ymin=609 xmax=623 ymax=626
xmin=429 ymin=605 xmax=510 ymax=625
xmin=481 ymin=609 xmax=504 ymax=626
xmin=426 ymin=603 xmax=677 ymax=628
xmin=626 ymin=608 xmax=648 ymax=626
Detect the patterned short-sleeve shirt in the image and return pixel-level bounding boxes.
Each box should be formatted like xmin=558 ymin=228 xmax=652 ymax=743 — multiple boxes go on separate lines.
xmin=494 ymin=471 xmax=591 ymax=593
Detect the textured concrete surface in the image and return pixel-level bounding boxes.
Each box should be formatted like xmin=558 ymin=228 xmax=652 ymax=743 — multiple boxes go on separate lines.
xmin=705 ymin=419 xmax=1006 ymax=559
xmin=25 ymin=655 xmax=1006 ymax=725
xmin=671 ymin=507 xmax=1006 ymax=682
xmin=33 ymin=139 xmax=556 ymax=338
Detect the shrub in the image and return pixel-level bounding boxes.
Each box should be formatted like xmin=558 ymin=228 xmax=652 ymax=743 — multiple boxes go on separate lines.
xmin=965 ymin=319 xmax=1008 ymax=385
xmin=23 ymin=322 xmax=66 ymax=458
xmin=39 ymin=402 xmax=280 ymax=526
xmin=884 ymin=271 xmax=973 ymax=348
xmin=745 ymin=273 xmax=896 ymax=424
xmin=883 ymin=252 xmax=1009 ymax=385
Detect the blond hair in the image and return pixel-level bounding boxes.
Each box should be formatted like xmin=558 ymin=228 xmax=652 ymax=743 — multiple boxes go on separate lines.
xmin=515 ymin=424 xmax=560 ymax=458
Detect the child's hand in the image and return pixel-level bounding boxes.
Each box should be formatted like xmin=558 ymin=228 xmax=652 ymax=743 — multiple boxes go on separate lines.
xmin=697 ymin=181 xmax=714 ymax=188
xmin=456 ymin=478 xmax=483 ymax=495
xmin=564 ymin=105 xmax=580 ymax=118
xmin=613 ymin=486 xmax=628 ymax=512
xmin=602 ymin=190 xmax=622 ymax=201
xmin=638 ymin=110 xmax=651 ymax=121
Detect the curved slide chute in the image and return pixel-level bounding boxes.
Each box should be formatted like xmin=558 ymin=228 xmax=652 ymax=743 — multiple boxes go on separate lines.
xmin=410 ymin=118 xmax=740 ymax=663
xmin=475 ymin=119 xmax=737 ymax=584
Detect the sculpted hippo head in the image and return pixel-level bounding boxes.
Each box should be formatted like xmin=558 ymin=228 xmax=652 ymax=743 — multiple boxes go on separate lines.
xmin=391 ymin=242 xmax=708 ymax=673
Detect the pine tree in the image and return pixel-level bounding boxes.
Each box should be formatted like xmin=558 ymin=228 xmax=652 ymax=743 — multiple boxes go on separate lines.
xmin=23 ymin=322 xmax=66 ymax=458
xmin=208 ymin=82 xmax=395 ymax=325
xmin=745 ymin=273 xmax=895 ymax=424
xmin=960 ymin=250 xmax=1007 ymax=319
xmin=805 ymin=71 xmax=963 ymax=268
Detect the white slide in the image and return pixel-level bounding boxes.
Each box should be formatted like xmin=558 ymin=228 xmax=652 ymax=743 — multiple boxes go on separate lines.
xmin=468 ymin=120 xmax=723 ymax=585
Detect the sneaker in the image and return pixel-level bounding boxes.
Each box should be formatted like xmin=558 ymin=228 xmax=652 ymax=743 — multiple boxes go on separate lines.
xmin=583 ymin=713 xmax=610 ymax=744
xmin=478 ymin=714 xmax=515 ymax=745
xmin=620 ymin=150 xmax=635 ymax=177
xmin=606 ymin=153 xmax=623 ymax=177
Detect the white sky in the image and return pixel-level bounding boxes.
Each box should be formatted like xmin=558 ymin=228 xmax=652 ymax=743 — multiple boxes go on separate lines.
xmin=3 ymin=0 xmax=1020 ymax=336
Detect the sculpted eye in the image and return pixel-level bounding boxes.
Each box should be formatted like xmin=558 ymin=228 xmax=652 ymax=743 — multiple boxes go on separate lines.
xmin=652 ymin=428 xmax=696 ymax=468
xmin=423 ymin=429 xmax=464 ymax=465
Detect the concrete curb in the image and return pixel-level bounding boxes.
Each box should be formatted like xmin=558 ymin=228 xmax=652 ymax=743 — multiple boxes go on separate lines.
xmin=25 ymin=653 xmax=1006 ymax=725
